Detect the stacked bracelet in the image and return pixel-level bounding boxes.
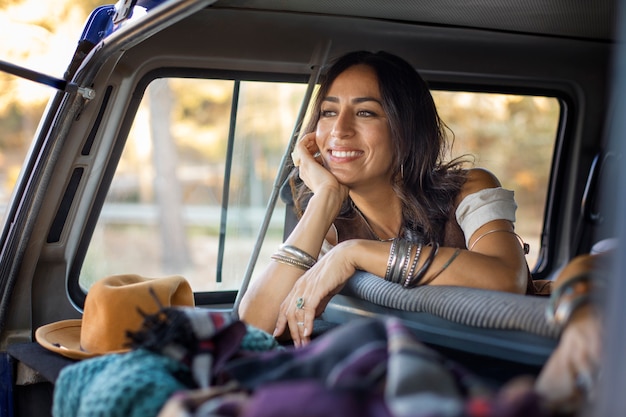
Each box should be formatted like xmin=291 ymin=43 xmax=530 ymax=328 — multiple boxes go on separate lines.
xmin=404 ymin=242 xmax=440 ymax=288
xmin=385 ymin=238 xmax=412 ymax=284
xmin=270 ymin=244 xmax=317 ymax=271
xmin=546 ymin=271 xmax=593 ymax=326
xmin=383 ymin=237 xmax=449 ymax=288
xmin=385 ymin=239 xmax=413 ymax=284
xmin=385 ymin=239 xmax=461 ymax=288
xmin=279 ymin=244 xmax=317 ymax=267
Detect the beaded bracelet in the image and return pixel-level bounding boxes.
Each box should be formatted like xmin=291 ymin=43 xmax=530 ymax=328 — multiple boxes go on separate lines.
xmin=399 ymin=241 xmax=414 ymax=284
xmin=403 ymin=242 xmax=423 ymax=287
xmin=389 ymin=239 xmax=412 ymax=284
xmin=404 ymin=242 xmax=439 ymax=288
xmin=384 ymin=238 xmax=400 ymax=281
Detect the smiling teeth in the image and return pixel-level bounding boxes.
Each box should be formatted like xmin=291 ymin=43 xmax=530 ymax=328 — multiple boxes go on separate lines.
xmin=332 ymin=150 xmax=360 ymax=158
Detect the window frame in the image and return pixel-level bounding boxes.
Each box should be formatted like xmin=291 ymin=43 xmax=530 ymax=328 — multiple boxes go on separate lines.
xmin=66 ymin=69 xmax=571 ymax=307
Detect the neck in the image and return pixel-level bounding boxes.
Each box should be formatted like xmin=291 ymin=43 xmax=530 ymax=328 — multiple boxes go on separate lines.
xmin=350 ymin=189 xmax=402 ymax=241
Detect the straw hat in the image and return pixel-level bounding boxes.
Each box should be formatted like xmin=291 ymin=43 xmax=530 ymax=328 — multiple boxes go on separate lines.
xmin=35 ymin=274 xmax=195 ymax=360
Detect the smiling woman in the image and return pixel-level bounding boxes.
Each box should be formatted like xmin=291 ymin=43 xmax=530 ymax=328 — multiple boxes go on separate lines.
xmin=238 ymin=50 xmax=533 ymax=345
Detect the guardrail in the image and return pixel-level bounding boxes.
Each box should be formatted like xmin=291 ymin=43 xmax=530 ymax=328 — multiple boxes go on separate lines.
xmin=97 ymin=203 xmax=286 ymax=228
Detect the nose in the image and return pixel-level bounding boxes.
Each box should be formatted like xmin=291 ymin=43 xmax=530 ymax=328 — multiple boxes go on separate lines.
xmin=331 ymin=111 xmax=355 ymax=139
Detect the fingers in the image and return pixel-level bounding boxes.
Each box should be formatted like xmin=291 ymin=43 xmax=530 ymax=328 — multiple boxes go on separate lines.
xmin=273 ymin=308 xmax=287 ymax=338
xmin=288 ymin=295 xmax=314 ymax=347
xmin=292 ymin=133 xmax=321 ymax=167
xmin=274 ymin=290 xmax=316 ymax=347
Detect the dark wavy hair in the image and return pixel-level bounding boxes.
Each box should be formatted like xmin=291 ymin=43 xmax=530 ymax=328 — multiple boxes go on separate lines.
xmin=290 ymin=50 xmax=470 ymax=242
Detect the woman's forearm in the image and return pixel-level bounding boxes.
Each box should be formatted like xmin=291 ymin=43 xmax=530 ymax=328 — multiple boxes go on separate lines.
xmin=238 ymin=188 xmax=344 ymax=332
xmin=348 ymin=237 xmax=527 ymax=293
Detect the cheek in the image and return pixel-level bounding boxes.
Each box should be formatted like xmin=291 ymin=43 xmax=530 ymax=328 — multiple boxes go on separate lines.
xmin=315 ymin=121 xmax=330 ymax=136
xmin=315 ymin=124 xmax=330 ymax=146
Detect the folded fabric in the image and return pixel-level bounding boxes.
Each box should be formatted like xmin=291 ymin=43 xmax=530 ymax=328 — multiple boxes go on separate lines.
xmin=53 ymin=349 xmax=188 ymax=417
xmin=223 ymin=317 xmax=471 ymax=416
xmin=53 ymin=308 xmax=260 ymax=417
xmin=222 ymin=317 xmax=548 ymax=417
xmin=127 ymin=308 xmax=247 ymax=388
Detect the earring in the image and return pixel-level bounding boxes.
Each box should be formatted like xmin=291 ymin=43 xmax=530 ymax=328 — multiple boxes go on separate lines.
xmin=401 ymin=164 xmax=404 ymax=179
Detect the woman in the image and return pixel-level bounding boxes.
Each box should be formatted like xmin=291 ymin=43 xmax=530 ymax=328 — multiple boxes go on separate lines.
xmin=238 ymin=51 xmax=529 ymax=346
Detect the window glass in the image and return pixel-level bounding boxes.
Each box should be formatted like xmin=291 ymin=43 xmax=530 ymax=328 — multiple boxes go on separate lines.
xmin=81 ymin=78 xmax=307 ymax=291
xmin=433 ymin=91 xmax=560 ymax=266
xmin=81 ymin=80 xmax=559 ymax=292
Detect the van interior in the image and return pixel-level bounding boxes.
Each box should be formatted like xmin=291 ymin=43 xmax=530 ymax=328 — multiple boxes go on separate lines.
xmin=1 ymin=0 xmax=624 ymax=415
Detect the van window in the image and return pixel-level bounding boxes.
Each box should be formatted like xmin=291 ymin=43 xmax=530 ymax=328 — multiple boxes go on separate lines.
xmin=80 ymin=78 xmax=559 ymax=292
xmin=432 ymin=91 xmax=560 ymax=266
xmin=81 ymin=78 xmax=307 ymax=291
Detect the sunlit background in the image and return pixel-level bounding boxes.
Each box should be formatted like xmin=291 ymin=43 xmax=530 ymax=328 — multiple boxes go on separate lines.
xmin=1 ymin=1 xmax=558 ymax=291
xmin=0 ymin=0 xmax=106 ymax=210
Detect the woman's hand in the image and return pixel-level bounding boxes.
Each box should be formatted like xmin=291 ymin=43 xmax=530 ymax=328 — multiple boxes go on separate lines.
xmin=292 ymin=133 xmax=348 ymax=200
xmin=273 ymin=241 xmax=357 ymax=346
xmin=535 ymin=305 xmax=600 ymax=411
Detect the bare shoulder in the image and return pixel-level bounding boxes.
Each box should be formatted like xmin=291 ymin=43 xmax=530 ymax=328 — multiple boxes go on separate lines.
xmin=457 ymin=168 xmax=503 ymax=203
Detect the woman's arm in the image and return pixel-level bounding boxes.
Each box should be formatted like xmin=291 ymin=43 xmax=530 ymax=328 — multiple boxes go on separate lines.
xmin=238 ymin=188 xmax=343 ymax=333
xmin=274 ymin=168 xmax=529 ymax=346
xmin=238 ymin=133 xmax=348 ymax=333
xmin=440 ymin=168 xmax=527 ymax=291
xmin=535 ymin=253 xmax=602 ymax=411
xmin=405 ymin=168 xmax=528 ymax=292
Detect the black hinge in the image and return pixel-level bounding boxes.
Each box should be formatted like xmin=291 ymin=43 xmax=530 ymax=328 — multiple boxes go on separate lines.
xmin=0 ymin=60 xmax=95 ymax=100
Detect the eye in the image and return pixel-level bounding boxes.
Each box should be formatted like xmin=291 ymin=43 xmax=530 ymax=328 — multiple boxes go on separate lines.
xmin=320 ymin=109 xmax=336 ymax=117
xmin=357 ymin=110 xmax=375 ymax=117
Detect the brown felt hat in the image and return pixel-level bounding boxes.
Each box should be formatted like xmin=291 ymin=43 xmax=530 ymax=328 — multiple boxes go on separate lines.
xmin=35 ymin=274 xmax=194 ymax=360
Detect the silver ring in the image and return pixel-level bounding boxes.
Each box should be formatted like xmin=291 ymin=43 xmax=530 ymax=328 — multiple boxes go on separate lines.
xmin=297 ymin=322 xmax=304 ymax=326
xmin=296 ymin=297 xmax=305 ymax=309
xmin=576 ymin=370 xmax=595 ymax=394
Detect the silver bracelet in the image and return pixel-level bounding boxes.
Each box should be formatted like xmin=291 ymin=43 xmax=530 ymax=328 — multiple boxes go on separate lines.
xmin=270 ymin=253 xmax=312 ymax=271
xmin=279 ymin=244 xmax=317 ymax=268
xmin=547 ymin=293 xmax=591 ymax=327
xmin=385 ymin=238 xmax=400 ymax=281
xmin=546 ymin=271 xmax=592 ymax=325
xmin=389 ymin=239 xmax=411 ymax=284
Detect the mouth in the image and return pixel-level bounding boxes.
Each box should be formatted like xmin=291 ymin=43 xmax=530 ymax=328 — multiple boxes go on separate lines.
xmin=330 ymin=150 xmax=362 ymax=158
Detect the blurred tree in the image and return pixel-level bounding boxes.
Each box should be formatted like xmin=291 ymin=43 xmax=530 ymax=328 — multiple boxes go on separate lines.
xmin=149 ymin=79 xmax=191 ymax=272
xmin=0 ymin=0 xmax=109 ymax=204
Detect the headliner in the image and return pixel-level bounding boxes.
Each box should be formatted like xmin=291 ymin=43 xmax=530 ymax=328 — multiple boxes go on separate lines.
xmin=212 ymin=0 xmax=617 ymax=42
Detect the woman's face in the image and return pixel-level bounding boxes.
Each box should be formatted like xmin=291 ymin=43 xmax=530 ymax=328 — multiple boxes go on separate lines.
xmin=315 ymin=64 xmax=395 ymax=190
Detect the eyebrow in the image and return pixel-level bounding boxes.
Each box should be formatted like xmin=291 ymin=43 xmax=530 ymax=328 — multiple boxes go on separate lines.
xmin=323 ymin=96 xmax=383 ymax=105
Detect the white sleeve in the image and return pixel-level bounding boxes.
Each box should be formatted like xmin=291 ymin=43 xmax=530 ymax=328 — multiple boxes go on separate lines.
xmin=455 ymin=187 xmax=517 ymax=247
xmin=319 ymin=223 xmax=339 ymax=257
